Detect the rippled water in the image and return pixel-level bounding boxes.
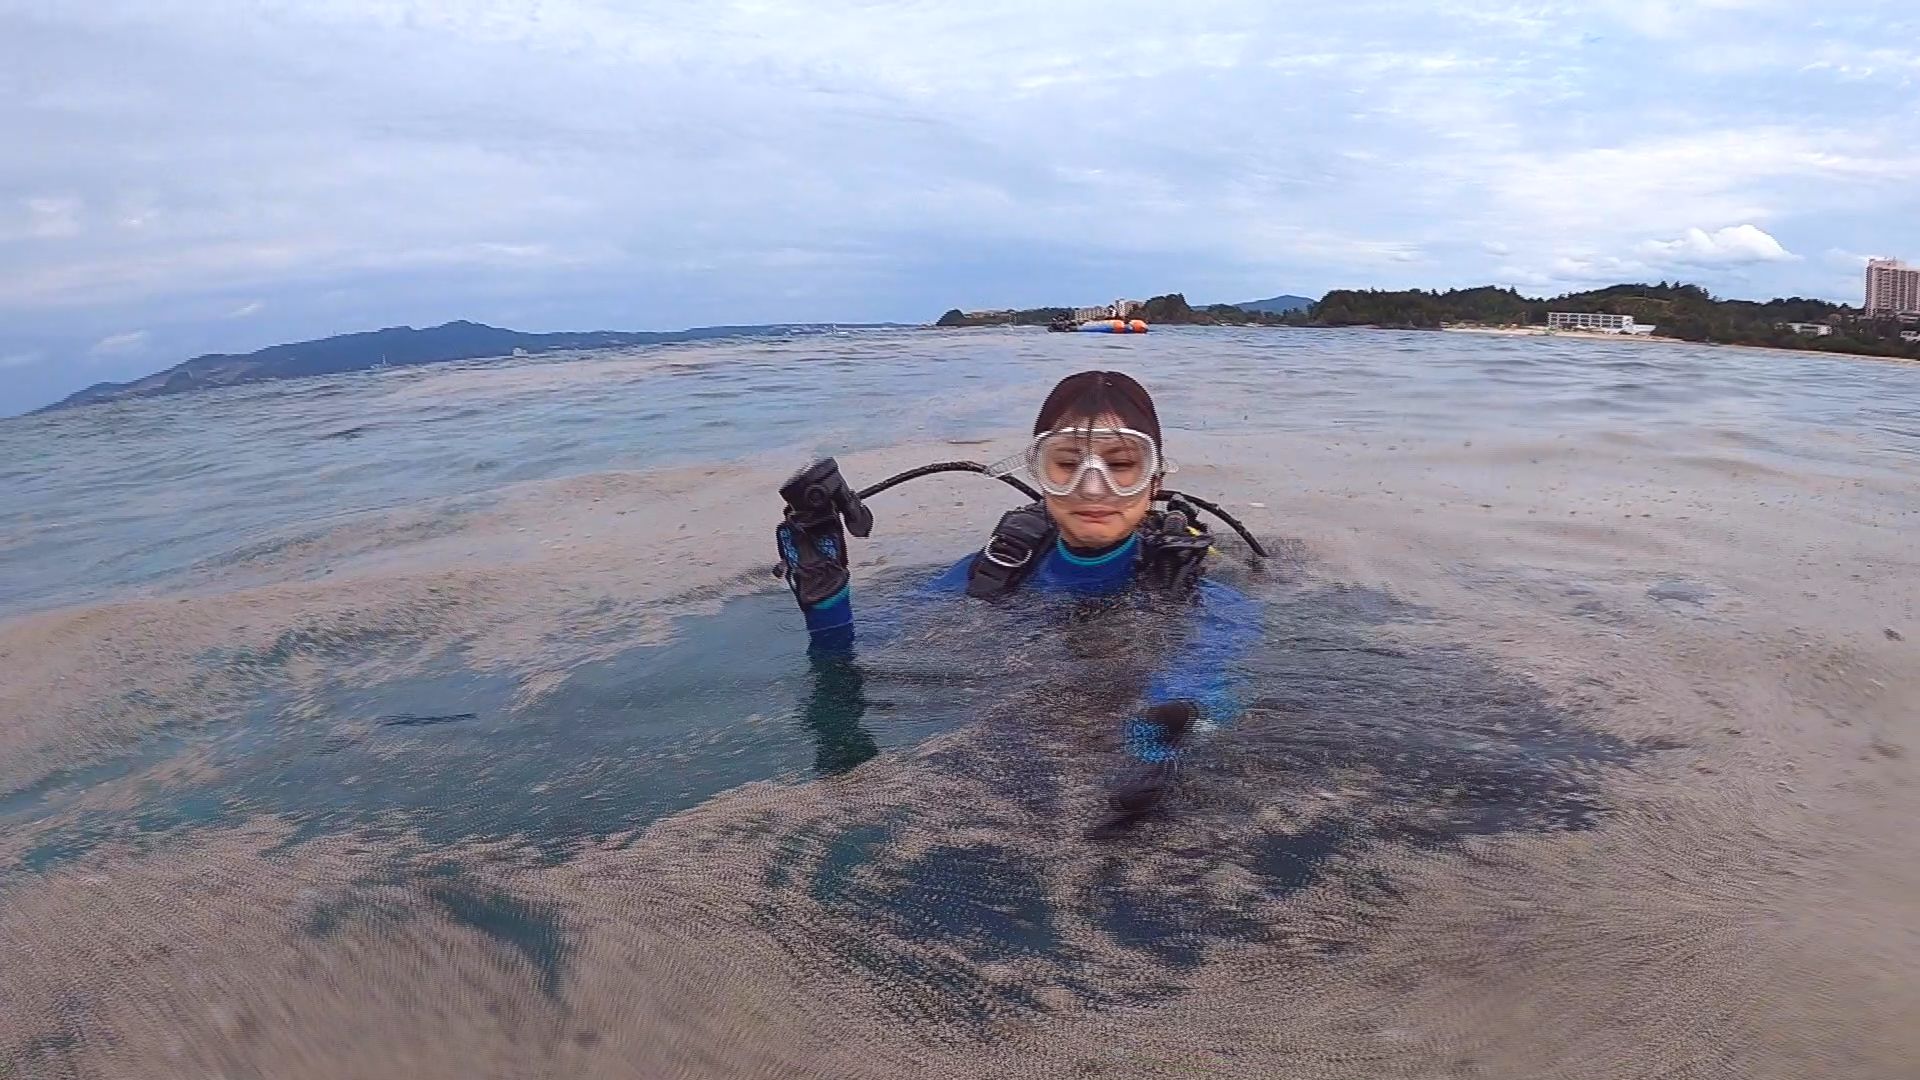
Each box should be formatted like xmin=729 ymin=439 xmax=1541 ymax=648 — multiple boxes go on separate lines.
xmin=8 ymin=327 xmax=1913 ymax=617
xmin=3 ymin=328 xmax=1917 ymax=1078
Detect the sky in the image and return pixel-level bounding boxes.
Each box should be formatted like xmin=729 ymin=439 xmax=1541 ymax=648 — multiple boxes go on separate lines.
xmin=3 ymin=0 xmax=1918 ymax=413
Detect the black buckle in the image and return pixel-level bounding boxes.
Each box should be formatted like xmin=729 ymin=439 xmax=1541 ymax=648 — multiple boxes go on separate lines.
xmin=966 ymin=505 xmax=1055 ymax=600
xmin=982 ymin=533 xmax=1035 ymax=569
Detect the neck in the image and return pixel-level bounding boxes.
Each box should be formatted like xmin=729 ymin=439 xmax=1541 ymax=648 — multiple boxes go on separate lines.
xmin=1060 ymin=533 xmax=1135 ymax=560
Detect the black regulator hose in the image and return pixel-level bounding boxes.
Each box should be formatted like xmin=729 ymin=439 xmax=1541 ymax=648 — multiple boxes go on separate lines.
xmin=1161 ymin=489 xmax=1270 ymax=560
xmin=858 ymin=461 xmax=1041 ymax=503
xmin=854 ymin=462 xmax=1269 ymax=562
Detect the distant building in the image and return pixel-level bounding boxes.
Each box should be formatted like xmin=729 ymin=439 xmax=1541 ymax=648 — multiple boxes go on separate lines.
xmin=1071 ymin=299 xmax=1146 ymax=321
xmin=1865 ymin=258 xmax=1920 ymax=317
xmin=1784 ymin=322 xmax=1833 ymax=337
xmin=1547 ymin=311 xmax=1650 ymax=335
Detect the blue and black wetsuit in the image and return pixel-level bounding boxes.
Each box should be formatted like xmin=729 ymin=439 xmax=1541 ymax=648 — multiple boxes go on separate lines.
xmin=797 ymin=531 xmax=1262 ymax=777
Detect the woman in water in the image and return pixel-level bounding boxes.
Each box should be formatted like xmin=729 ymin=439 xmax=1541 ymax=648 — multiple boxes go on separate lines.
xmin=775 ymin=370 xmax=1261 ymax=830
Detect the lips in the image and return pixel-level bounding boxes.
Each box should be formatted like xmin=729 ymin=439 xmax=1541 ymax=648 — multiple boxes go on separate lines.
xmin=1072 ymin=509 xmax=1120 ymax=522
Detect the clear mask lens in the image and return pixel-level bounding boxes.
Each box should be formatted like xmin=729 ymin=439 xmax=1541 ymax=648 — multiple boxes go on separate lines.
xmin=986 ymin=426 xmax=1163 ymax=498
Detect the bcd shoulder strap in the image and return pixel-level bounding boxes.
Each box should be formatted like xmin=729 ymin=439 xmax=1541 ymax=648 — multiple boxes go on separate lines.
xmin=965 ymin=503 xmax=1057 ymax=599
xmin=966 ymin=499 xmax=1216 ymax=600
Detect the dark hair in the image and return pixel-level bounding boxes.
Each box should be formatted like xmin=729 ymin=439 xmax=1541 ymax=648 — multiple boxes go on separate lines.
xmin=1032 ymin=370 xmax=1163 ymax=446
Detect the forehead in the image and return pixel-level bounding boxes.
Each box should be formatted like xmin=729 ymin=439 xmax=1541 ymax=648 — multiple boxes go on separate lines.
xmin=1044 ymin=411 xmax=1135 ymax=434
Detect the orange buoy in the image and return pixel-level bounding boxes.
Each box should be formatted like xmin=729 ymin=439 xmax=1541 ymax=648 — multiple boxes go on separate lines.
xmin=1076 ymin=318 xmax=1149 ymax=334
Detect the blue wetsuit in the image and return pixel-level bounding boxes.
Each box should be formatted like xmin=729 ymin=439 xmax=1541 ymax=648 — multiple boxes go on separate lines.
xmin=797 ymin=532 xmax=1262 ymax=765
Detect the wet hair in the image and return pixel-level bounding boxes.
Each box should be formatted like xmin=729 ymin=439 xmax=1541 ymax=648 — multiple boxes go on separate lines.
xmin=1032 ymin=370 xmax=1163 ymax=447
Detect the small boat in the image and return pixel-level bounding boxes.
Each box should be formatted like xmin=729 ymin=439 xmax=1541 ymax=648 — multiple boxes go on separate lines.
xmin=1077 ymin=319 xmax=1149 ymax=334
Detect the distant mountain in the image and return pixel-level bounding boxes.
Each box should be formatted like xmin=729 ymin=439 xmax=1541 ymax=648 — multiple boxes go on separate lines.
xmin=1234 ymin=294 xmax=1314 ymax=315
xmin=35 ymin=320 xmax=889 ymax=413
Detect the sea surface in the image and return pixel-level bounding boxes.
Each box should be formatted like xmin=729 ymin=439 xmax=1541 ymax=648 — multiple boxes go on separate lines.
xmin=2 ymin=327 xmax=1917 ymax=1078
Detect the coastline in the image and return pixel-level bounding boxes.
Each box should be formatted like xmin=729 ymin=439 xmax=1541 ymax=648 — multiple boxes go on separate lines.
xmin=1440 ymin=323 xmax=1920 ymax=365
xmin=1442 ymin=324 xmax=1677 ymax=344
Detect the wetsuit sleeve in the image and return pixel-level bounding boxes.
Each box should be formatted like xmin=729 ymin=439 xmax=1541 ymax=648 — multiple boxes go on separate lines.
xmin=803 ymin=551 xmax=974 ymax=654
xmin=802 ymin=586 xmax=855 ymax=653
xmin=1141 ymin=578 xmax=1263 ymax=725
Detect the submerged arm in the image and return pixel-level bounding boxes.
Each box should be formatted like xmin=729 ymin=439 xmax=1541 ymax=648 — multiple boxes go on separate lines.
xmin=799 ymin=648 xmax=877 ymax=774
xmin=1145 ymin=578 xmax=1263 ymax=722
xmin=1100 ymin=577 xmax=1263 ymax=832
xmin=1126 ymin=579 xmax=1264 ymax=762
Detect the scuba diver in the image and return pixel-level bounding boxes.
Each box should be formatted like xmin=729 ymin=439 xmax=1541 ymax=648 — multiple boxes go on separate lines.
xmin=775 ymin=370 xmax=1263 ymax=833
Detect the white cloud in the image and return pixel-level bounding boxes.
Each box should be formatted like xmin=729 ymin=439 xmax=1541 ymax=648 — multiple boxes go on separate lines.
xmin=1639 ymin=224 xmax=1796 ymax=266
xmin=88 ymin=330 xmax=148 ymax=356
xmin=1552 ymin=253 xmax=1646 ymax=278
xmin=25 ymin=196 xmax=82 ymax=238
xmin=1490 ymin=227 xmax=1798 ymax=294
xmin=0 ymin=351 xmax=41 ymax=370
xmin=1593 ymin=0 xmax=1787 ymax=43
xmin=1800 ymin=47 xmax=1920 ymax=85
xmin=3 ymin=0 xmax=1919 ymax=410
xmin=1480 ymin=128 xmax=1913 ymax=239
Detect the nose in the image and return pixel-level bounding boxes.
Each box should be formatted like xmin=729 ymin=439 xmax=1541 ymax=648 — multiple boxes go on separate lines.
xmin=1074 ymin=464 xmax=1115 ymax=497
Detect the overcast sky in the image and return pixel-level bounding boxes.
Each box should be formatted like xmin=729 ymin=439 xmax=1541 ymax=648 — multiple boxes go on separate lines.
xmin=4 ymin=0 xmax=1918 ymax=412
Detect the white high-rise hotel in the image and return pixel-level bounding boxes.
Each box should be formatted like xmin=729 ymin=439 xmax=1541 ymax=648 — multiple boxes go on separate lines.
xmin=1864 ymin=258 xmax=1920 ymax=317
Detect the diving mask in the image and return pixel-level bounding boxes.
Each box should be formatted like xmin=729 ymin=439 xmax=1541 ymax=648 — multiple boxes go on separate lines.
xmin=988 ymin=426 xmax=1170 ymax=499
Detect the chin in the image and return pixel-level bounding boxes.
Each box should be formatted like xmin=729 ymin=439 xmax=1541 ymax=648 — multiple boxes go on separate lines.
xmin=1049 ymin=497 xmax=1146 ymax=549
xmin=1058 ymin=516 xmax=1134 ymax=548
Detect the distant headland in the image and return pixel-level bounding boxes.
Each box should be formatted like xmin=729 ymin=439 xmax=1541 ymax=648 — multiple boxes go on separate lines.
xmin=33 ymin=320 xmax=897 ymax=414
xmin=936 ymin=293 xmax=1310 ymax=329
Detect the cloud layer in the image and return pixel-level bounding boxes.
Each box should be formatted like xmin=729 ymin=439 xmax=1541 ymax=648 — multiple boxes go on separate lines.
xmin=1641 ymin=225 xmax=1797 ymax=267
xmin=3 ymin=0 xmax=1918 ymax=410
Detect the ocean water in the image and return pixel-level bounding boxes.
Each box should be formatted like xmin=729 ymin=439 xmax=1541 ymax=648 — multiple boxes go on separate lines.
xmin=8 ymin=327 xmax=1913 ymax=618
xmin=2 ymin=327 xmax=1917 ymax=1078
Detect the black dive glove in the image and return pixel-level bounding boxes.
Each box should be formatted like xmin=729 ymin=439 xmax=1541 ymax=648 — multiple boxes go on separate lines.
xmin=1093 ymin=700 xmax=1200 ymax=835
xmin=775 ymin=458 xmax=872 ymax=609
